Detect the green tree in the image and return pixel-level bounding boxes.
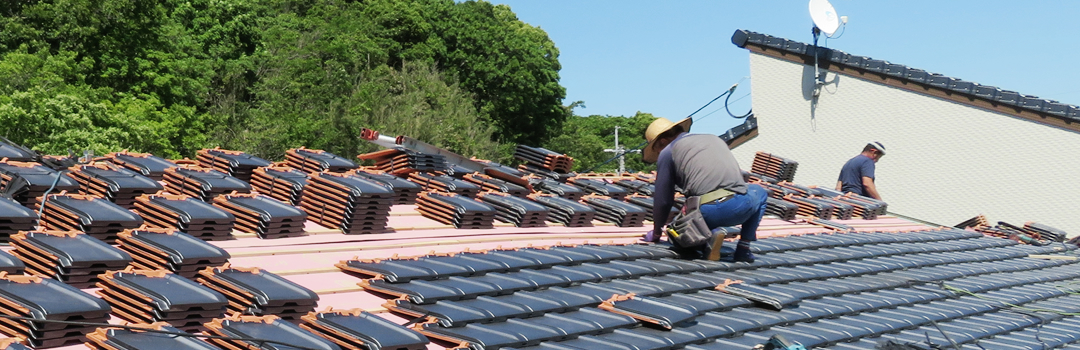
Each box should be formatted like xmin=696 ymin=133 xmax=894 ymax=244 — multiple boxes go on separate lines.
xmin=544 ymin=112 xmax=657 ymax=173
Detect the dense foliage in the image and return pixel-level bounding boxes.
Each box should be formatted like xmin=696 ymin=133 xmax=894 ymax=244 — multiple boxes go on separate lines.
xmin=543 ymin=111 xmax=656 ymax=173
xmin=0 ymin=0 xmax=567 ymax=161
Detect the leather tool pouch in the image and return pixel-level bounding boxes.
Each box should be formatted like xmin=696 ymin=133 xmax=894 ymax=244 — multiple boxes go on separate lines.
xmin=666 ymin=195 xmax=711 ymax=247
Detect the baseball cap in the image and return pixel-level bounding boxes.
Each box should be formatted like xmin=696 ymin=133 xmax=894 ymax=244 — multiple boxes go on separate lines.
xmin=867 ymin=141 xmax=886 ymax=155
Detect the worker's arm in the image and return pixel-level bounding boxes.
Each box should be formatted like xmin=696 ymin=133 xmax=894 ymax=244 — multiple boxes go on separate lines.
xmin=651 ymin=149 xmax=678 ymax=237
xmin=835 ymin=181 xmax=843 ymax=191
xmin=861 ymin=176 xmax=881 ymax=200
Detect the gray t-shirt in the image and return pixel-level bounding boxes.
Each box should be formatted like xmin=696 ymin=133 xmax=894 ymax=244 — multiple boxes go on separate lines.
xmin=652 ymin=133 xmax=748 ymax=233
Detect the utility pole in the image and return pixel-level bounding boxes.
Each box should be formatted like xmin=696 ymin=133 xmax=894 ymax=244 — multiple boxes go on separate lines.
xmin=603 ymin=126 xmax=639 ymax=175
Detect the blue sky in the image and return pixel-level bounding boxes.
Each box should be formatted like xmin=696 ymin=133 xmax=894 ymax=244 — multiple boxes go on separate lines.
xmin=493 ymin=0 xmax=1080 ymax=136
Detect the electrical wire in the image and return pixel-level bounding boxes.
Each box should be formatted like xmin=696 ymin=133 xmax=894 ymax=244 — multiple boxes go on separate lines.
xmin=0 ymin=313 xmax=324 ymax=350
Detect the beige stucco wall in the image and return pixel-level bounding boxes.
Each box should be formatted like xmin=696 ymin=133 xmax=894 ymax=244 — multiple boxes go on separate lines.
xmin=732 ymin=53 xmax=1080 ymax=237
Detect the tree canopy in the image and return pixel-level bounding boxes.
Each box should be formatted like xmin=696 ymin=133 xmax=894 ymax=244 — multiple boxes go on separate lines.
xmin=0 ymin=0 xmax=567 ymax=161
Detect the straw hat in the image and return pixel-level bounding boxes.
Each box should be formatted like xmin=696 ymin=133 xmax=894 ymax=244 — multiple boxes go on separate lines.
xmin=642 ymin=117 xmax=692 ymax=163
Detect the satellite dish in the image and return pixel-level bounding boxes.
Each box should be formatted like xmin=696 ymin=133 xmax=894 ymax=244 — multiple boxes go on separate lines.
xmin=809 ymin=0 xmax=840 ymax=36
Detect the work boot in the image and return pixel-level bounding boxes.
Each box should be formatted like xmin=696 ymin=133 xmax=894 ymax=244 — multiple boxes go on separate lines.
xmin=733 ymin=240 xmax=755 ymax=263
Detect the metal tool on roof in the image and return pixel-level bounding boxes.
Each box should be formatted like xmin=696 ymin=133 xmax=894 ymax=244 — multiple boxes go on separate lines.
xmin=116 ymin=227 xmax=231 ymax=278
xmin=301 ymin=172 xmax=394 ymax=234
xmin=10 ymin=230 xmax=132 ymax=288
xmin=134 ymin=193 xmax=236 ymax=241
xmin=66 ymin=162 xmax=163 ymax=209
xmin=85 ymin=322 xmax=220 ymax=350
xmin=0 ymin=273 xmax=112 ymax=348
xmin=526 ymin=193 xmax=596 ymax=227
xmin=163 ymin=165 xmax=252 ymax=202
xmin=477 ymin=191 xmax=549 ymax=228
xmin=408 ymin=172 xmax=481 ymax=198
xmin=196 ymin=147 xmax=273 ymax=182
xmin=415 ymin=191 xmax=496 ymax=229
xmin=36 ymin=192 xmax=144 ymax=243
xmin=581 ymin=194 xmax=648 ymax=227
xmin=361 ymin=128 xmax=487 ymax=174
xmin=205 ymin=314 xmax=342 ymax=350
xmin=349 ymin=169 xmax=423 ymax=204
xmin=0 ymin=160 xmax=81 ymax=209
xmin=105 ymin=151 xmax=178 ymax=181
xmin=95 ymin=267 xmax=229 ymax=332
xmin=213 ymin=192 xmax=307 ymax=239
xmin=299 ymin=307 xmax=430 ymax=350
xmin=250 ymin=166 xmax=310 ymax=206
xmin=196 ymin=264 xmax=319 ymax=321
xmin=286 ymin=147 xmax=358 ymax=174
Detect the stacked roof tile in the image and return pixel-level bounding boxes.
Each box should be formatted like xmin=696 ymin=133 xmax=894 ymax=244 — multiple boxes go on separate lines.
xmin=85 ymin=322 xmax=219 ymax=350
xmin=67 ymin=163 xmax=163 ymax=209
xmin=105 ymin=151 xmax=177 ymax=181
xmin=116 ymin=228 xmax=231 ymax=278
xmin=612 ymin=179 xmax=655 ymax=196
xmin=0 ymin=196 xmax=36 ymax=242
xmin=250 ymin=166 xmax=309 ymax=206
xmin=299 ymin=308 xmax=430 ymax=350
xmin=751 ymin=151 xmax=798 ymax=182
xmin=134 ymin=193 xmax=236 ymax=241
xmin=37 ymin=192 xmax=144 ymax=243
xmin=463 ymin=173 xmax=530 ymax=197
xmin=0 ymin=139 xmax=37 ymax=162
xmin=567 ymin=177 xmax=629 ymax=200
xmin=196 ymin=148 xmax=273 ymax=183
xmin=212 ymin=192 xmax=307 ymax=239
xmin=408 ymin=172 xmax=481 ymax=198
xmin=358 ymin=148 xmax=448 ymax=176
xmin=196 ymin=264 xmax=319 ymax=320
xmin=530 ymin=177 xmax=585 ymax=201
xmin=301 ymin=172 xmax=394 ymax=234
xmin=477 ymin=191 xmax=549 ymax=228
xmin=10 ymin=230 xmax=132 ymax=288
xmin=581 ymin=194 xmax=647 ymax=227
xmin=625 ymin=194 xmax=678 ymax=223
xmin=514 ymin=145 xmax=574 ymax=173
xmin=0 ymin=274 xmax=112 ymax=348
xmin=349 ymin=169 xmax=423 ymax=205
xmin=96 ymin=268 xmax=229 ymax=331
xmin=416 ymin=191 xmax=496 ymax=229
xmin=527 ymin=193 xmax=595 ymax=227
xmin=286 ymin=148 xmax=358 ymax=173
xmin=204 ymin=314 xmax=341 ymax=350
xmin=163 ymin=166 xmax=252 ymax=202
xmin=0 ymin=160 xmax=81 ymax=209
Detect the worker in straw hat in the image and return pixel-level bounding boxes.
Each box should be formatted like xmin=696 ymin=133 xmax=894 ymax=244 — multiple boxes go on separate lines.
xmin=642 ymin=116 xmax=767 ymax=262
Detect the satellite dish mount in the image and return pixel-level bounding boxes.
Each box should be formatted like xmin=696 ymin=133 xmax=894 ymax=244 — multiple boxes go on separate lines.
xmin=808 ymin=0 xmax=843 ymax=96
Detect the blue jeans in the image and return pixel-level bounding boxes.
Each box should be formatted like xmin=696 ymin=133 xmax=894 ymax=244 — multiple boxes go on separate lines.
xmin=699 ymin=184 xmax=768 ymax=242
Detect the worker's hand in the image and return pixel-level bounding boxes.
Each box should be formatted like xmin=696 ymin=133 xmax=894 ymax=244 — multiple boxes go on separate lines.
xmin=642 ymin=230 xmax=660 ymax=243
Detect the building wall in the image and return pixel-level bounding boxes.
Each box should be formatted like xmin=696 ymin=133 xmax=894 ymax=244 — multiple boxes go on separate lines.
xmin=732 ymin=53 xmax=1080 ymax=236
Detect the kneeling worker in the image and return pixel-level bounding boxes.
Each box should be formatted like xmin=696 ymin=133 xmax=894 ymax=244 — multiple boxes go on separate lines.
xmin=642 ymin=116 xmax=767 ymax=262
xmin=836 ymin=142 xmax=885 ymax=200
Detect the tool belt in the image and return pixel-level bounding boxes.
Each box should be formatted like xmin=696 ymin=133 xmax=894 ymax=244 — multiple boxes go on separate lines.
xmin=665 ymin=188 xmax=735 ymax=247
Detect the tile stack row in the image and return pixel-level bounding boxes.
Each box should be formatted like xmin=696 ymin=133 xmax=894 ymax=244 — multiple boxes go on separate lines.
xmin=357 ymin=148 xmax=447 ymax=176
xmin=301 ymin=172 xmax=394 ymax=234
xmin=477 ymin=191 xmax=548 ymax=228
xmin=204 ymin=315 xmax=342 ymax=350
xmin=196 ymin=148 xmax=273 ymax=182
xmin=96 ymin=268 xmax=229 ymax=332
xmin=116 ymin=228 xmax=231 ymax=278
xmin=0 ymin=160 xmax=80 ymax=209
xmin=134 ymin=193 xmax=236 ymax=241
xmin=286 ymin=148 xmax=357 ymax=173
xmin=514 ymin=145 xmax=573 ymax=173
xmin=0 ymin=274 xmax=112 ymax=348
xmin=10 ymin=230 xmax=132 ymax=288
xmin=0 ymin=197 xmax=36 ymax=242
xmin=751 ymin=151 xmax=799 ymax=182
xmin=163 ymin=166 xmax=251 ymax=202
xmin=37 ymin=192 xmax=143 ymax=243
xmin=409 ymin=172 xmax=480 ymax=198
xmin=349 ymin=169 xmax=423 ymax=204
xmin=213 ymin=192 xmax=307 ymax=239
xmin=568 ymin=177 xmax=629 ymax=200
xmin=105 ymin=151 xmax=177 ymax=181
xmin=85 ymin=323 xmax=219 ymax=350
xmin=527 ymin=193 xmax=595 ymax=227
xmin=250 ymin=166 xmax=309 ymax=206
xmin=416 ymin=191 xmax=496 ymax=229
xmin=531 ymin=177 xmax=585 ymax=200
xmin=67 ymin=163 xmax=163 ymax=209
xmin=195 ymin=264 xmax=319 ymax=321
xmin=463 ymin=173 xmax=530 ymax=197
xmin=581 ymin=194 xmax=647 ymax=227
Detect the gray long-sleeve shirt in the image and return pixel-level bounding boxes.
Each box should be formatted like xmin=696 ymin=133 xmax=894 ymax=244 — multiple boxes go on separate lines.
xmin=652 ymin=133 xmax=748 ymax=234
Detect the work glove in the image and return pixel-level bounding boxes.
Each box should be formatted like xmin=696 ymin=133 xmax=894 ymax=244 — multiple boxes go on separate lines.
xmin=642 ymin=229 xmax=660 ymax=243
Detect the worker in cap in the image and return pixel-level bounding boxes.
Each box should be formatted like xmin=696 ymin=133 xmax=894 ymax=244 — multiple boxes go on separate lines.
xmin=836 ymin=141 xmax=885 ymax=200
xmin=642 ymin=116 xmax=767 ymax=262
